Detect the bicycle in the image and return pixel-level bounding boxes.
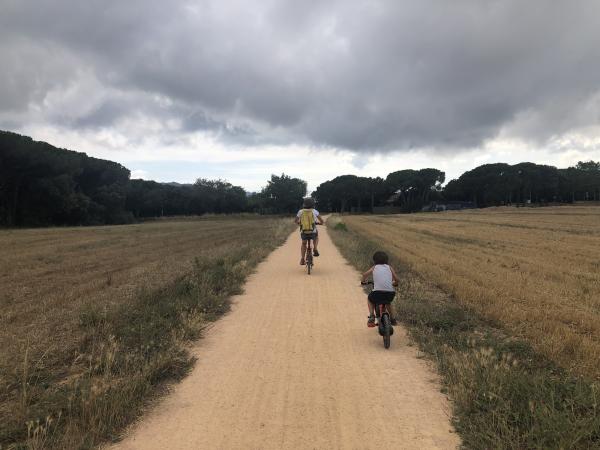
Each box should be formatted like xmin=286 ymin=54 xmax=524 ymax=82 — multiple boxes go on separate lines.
xmin=361 ymin=281 xmax=394 ymax=349
xmin=303 ymin=233 xmax=314 ymax=275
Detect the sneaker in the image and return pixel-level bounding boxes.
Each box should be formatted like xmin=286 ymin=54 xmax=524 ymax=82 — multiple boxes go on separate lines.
xmin=300 ymin=259 xmax=306 ymax=265
xmin=313 ymin=250 xmax=320 ymax=257
xmin=367 ymin=316 xmax=376 ymax=327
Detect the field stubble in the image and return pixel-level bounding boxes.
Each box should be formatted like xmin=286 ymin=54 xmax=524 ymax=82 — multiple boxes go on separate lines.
xmin=0 ymin=216 xmax=293 ymax=449
xmin=344 ymin=206 xmax=600 ymax=380
xmin=328 ymin=210 xmax=600 ymax=449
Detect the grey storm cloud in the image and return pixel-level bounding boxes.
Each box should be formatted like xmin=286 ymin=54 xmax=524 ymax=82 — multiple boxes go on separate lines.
xmin=1 ymin=0 xmax=599 ymax=152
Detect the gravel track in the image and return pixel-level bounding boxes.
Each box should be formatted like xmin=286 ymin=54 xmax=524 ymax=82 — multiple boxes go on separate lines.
xmin=111 ymin=225 xmax=459 ymax=449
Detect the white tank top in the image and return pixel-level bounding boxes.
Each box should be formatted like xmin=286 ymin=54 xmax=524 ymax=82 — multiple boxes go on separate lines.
xmin=373 ymin=264 xmax=394 ymax=292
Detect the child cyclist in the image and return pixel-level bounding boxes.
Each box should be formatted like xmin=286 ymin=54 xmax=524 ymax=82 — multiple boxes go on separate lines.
xmin=294 ymin=197 xmax=324 ymax=265
xmin=361 ymin=251 xmax=399 ymax=327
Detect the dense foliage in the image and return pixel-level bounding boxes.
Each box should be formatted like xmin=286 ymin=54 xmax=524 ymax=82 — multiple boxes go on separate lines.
xmin=444 ymin=161 xmax=600 ymax=206
xmin=0 ymin=131 xmax=132 ymax=226
xmin=313 ymin=169 xmax=445 ymax=212
xmin=125 ymin=179 xmax=247 ymax=219
xmin=313 ymin=162 xmax=600 ymax=212
xmin=2 ymin=129 xmax=599 ymax=225
xmin=0 ymin=131 xmax=306 ymax=226
xmin=257 ymin=173 xmax=307 ymax=213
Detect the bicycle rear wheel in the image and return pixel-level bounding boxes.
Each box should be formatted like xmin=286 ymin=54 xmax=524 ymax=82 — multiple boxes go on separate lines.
xmin=381 ymin=313 xmax=391 ymax=349
xmin=306 ymin=241 xmax=313 ymax=274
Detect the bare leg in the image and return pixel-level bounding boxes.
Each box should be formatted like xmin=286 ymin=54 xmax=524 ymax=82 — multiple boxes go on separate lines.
xmin=388 ymin=303 xmax=397 ymax=319
xmin=367 ymin=300 xmax=375 ymax=317
xmin=300 ymin=240 xmax=307 ymax=263
xmin=313 ymin=234 xmax=319 ymax=252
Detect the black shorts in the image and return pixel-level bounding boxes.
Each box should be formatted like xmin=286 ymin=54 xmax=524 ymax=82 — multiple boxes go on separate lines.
xmin=300 ymin=230 xmax=317 ymax=241
xmin=368 ymin=290 xmax=395 ymax=304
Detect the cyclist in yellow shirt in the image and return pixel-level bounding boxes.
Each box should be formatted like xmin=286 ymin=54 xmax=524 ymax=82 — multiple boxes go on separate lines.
xmin=294 ymin=197 xmax=324 ymax=265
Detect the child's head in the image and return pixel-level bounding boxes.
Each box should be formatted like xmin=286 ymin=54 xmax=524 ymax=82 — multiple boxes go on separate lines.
xmin=302 ymin=197 xmax=315 ymax=209
xmin=372 ymin=251 xmax=389 ymax=265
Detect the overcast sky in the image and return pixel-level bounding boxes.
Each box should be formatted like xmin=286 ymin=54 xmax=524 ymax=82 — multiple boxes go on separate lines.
xmin=1 ymin=0 xmax=599 ymax=192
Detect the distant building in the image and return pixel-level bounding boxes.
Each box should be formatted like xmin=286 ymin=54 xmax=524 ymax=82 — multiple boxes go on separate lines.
xmin=421 ymin=201 xmax=476 ymax=212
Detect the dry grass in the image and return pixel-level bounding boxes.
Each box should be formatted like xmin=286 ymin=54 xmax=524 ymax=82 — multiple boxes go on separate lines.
xmin=328 ymin=213 xmax=600 ymax=449
xmin=0 ymin=216 xmax=293 ymax=448
xmin=343 ymin=205 xmax=600 ymax=380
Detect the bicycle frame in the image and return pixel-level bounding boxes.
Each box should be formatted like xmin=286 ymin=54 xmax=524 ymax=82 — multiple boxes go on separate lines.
xmin=375 ymin=303 xmax=391 ymax=319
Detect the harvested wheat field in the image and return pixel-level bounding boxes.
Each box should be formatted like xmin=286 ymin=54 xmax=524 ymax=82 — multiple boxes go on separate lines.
xmin=0 ymin=216 xmax=293 ymax=448
xmin=343 ymin=205 xmax=600 ymax=380
xmin=1 ymin=217 xmax=285 ymax=375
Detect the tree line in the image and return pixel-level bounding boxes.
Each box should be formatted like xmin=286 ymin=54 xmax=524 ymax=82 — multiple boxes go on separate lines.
xmin=312 ymin=169 xmax=446 ymax=213
xmin=444 ymin=161 xmax=600 ymax=206
xmin=312 ymin=161 xmax=600 ymax=213
xmin=0 ymin=131 xmax=306 ymax=226
xmin=2 ymin=130 xmax=599 ymax=226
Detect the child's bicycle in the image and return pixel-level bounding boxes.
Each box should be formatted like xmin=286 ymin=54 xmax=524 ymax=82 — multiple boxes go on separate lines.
xmin=361 ymin=281 xmax=394 ymax=349
xmin=304 ymin=234 xmax=314 ymax=275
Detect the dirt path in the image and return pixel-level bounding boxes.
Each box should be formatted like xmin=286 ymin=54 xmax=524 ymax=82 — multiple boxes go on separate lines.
xmin=112 ymin=225 xmax=459 ymax=449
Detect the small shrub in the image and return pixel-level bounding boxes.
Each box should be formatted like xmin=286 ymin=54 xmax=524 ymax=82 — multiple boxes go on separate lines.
xmin=334 ymin=222 xmax=348 ymax=231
